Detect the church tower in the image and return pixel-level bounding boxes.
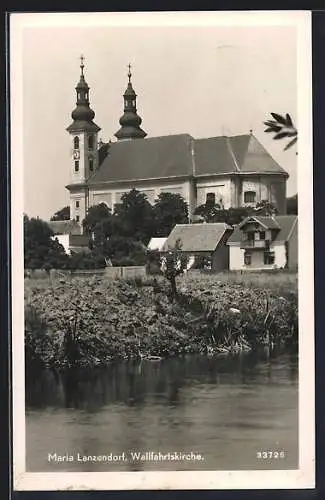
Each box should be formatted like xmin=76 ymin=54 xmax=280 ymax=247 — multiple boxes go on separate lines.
xmin=114 ymin=64 xmax=147 ymax=141
xmin=66 ymin=56 xmax=100 ymax=224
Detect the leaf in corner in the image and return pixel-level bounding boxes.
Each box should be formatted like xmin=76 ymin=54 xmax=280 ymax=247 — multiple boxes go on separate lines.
xmin=284 ymin=137 xmax=298 ymax=151
xmin=273 ymin=131 xmax=289 ymax=140
xmin=270 ymin=113 xmax=287 ymax=125
xmin=286 ymin=113 xmax=293 ymax=127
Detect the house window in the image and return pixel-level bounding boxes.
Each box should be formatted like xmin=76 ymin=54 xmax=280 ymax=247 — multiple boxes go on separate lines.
xmin=74 ymin=136 xmax=79 ymax=149
xmin=74 ymin=161 xmax=79 ymax=172
xmin=259 ymin=231 xmax=266 ymax=240
xmin=264 ymin=251 xmax=275 ymax=265
xmin=89 ymin=158 xmax=94 ymax=171
xmin=75 ymin=201 xmax=80 ymax=209
xmin=244 ymin=250 xmax=252 ymax=266
xmin=206 ymin=192 xmax=216 ymax=206
xmin=88 ymin=135 xmax=94 ymax=150
xmin=76 ymin=215 xmax=80 ymax=223
xmin=244 ymin=191 xmax=256 ymax=203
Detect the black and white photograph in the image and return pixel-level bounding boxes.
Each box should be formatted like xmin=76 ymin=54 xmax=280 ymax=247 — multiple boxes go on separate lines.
xmin=11 ymin=11 xmax=314 ymax=490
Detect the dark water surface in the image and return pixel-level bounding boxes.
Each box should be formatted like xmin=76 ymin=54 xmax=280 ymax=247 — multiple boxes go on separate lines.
xmin=26 ymin=351 xmax=298 ymax=471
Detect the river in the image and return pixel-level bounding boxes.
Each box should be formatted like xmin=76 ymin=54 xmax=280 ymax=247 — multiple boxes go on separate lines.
xmin=25 ymin=350 xmax=298 ymax=472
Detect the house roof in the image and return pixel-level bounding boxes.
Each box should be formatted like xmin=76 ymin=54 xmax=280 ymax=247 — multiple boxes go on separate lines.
xmin=163 ymin=223 xmax=232 ymax=253
xmin=86 ymin=133 xmax=288 ymax=186
xmin=227 ymin=215 xmax=298 ymax=244
xmin=47 ymin=220 xmax=82 ymax=235
xmin=238 ymin=215 xmax=280 ymax=230
xmin=147 ymin=237 xmax=167 ymax=251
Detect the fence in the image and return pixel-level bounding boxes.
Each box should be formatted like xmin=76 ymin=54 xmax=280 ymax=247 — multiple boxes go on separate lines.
xmin=25 ymin=266 xmax=147 ymax=280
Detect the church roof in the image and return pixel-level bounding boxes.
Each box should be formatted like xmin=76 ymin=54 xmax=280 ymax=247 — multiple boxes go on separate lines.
xmin=88 ymin=134 xmax=194 ymax=184
xmin=87 ymin=133 xmax=288 ymax=185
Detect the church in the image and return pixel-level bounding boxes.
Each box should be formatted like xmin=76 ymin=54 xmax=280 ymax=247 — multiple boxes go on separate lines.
xmin=66 ymin=58 xmax=289 ymax=226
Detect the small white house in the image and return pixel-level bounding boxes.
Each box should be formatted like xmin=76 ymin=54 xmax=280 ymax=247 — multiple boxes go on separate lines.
xmin=147 ymin=237 xmax=168 ymax=252
xmin=48 ymin=220 xmax=90 ymax=255
xmin=227 ymin=215 xmax=298 ymax=271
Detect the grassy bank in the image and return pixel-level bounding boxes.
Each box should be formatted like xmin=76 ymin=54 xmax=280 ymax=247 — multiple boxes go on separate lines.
xmin=25 ymin=274 xmax=298 ymax=370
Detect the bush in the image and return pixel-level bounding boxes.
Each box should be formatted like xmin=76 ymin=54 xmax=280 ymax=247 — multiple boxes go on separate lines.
xmin=25 ymin=275 xmax=298 ymax=370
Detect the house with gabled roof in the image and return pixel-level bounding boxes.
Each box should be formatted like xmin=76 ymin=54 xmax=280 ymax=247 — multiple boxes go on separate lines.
xmin=162 ymin=223 xmax=233 ymax=272
xmin=65 ymin=59 xmax=289 ymax=227
xmin=47 ymin=220 xmax=90 ymax=255
xmin=227 ymin=215 xmax=298 ymax=271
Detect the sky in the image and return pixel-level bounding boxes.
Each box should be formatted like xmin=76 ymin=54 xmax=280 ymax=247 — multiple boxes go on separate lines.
xmin=17 ymin=13 xmax=298 ymax=220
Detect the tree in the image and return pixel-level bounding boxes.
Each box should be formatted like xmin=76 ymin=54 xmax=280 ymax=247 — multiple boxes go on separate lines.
xmin=264 ymin=113 xmax=297 ymax=151
xmin=113 ymin=189 xmax=155 ymax=244
xmin=67 ymin=250 xmax=106 ymax=270
xmin=254 ymin=200 xmax=278 ymax=216
xmin=160 ymin=240 xmax=189 ymax=301
xmin=194 ymin=203 xmax=223 ymax=223
xmin=83 ymin=203 xmax=112 ymax=236
xmin=50 ymin=206 xmax=70 ymax=221
xmin=194 ymin=204 xmax=252 ymax=225
xmin=102 ymin=235 xmax=147 ymax=266
xmin=153 ymin=192 xmax=189 ymax=236
xmin=24 ymin=215 xmax=69 ymax=269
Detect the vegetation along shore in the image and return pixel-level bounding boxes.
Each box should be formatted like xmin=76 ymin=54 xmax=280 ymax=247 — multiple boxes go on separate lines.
xmin=25 ymin=272 xmax=298 ymax=371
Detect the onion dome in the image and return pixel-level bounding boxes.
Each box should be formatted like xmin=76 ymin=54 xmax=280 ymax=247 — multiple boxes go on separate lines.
xmin=114 ymin=64 xmax=147 ymax=140
xmin=67 ymin=56 xmax=100 ymax=133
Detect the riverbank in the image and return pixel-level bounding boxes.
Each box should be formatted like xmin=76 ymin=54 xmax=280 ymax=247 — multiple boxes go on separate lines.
xmin=25 ymin=273 xmax=298 ymax=369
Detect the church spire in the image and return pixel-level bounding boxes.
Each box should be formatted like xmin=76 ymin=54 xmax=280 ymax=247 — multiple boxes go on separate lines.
xmin=114 ymin=64 xmax=147 ymax=141
xmin=66 ymin=55 xmax=100 ymax=133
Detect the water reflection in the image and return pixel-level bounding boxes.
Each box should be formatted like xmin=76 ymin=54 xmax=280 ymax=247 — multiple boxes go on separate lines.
xmin=25 ymin=350 xmax=298 ymax=472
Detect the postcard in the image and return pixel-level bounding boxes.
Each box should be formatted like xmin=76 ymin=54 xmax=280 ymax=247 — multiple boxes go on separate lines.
xmin=10 ymin=10 xmax=314 ymax=491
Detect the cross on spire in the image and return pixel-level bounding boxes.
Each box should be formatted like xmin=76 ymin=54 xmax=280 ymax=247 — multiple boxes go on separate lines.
xmin=80 ymin=54 xmax=85 ymax=75
xmin=127 ymin=63 xmax=132 ymax=82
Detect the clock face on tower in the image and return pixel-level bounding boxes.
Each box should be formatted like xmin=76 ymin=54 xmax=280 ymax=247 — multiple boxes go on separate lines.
xmin=73 ymin=150 xmax=80 ymax=160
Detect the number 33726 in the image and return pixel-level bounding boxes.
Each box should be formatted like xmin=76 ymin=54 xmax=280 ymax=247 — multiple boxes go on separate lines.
xmin=256 ymin=451 xmax=286 ymax=459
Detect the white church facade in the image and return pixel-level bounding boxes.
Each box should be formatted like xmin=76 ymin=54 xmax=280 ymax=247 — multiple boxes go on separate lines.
xmin=66 ymin=59 xmax=289 ymax=226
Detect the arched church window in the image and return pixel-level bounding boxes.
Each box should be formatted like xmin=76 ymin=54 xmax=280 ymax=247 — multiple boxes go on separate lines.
xmin=244 ymin=191 xmax=256 ymax=204
xmin=88 ymin=135 xmax=94 ymax=150
xmin=206 ymin=192 xmax=216 ymax=206
xmin=74 ymin=136 xmax=79 ymax=149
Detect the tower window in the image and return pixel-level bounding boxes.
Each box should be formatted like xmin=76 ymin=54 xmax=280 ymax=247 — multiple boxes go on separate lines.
xmin=74 ymin=136 xmax=79 ymax=149
xmin=206 ymin=192 xmax=216 ymax=206
xmin=76 ymin=215 xmax=80 ymax=223
xmin=74 ymin=161 xmax=79 ymax=172
xmin=88 ymin=135 xmax=94 ymax=150
xmin=76 ymin=201 xmax=80 ymax=208
xmin=244 ymin=191 xmax=256 ymax=204
xmin=89 ymin=158 xmax=94 ymax=171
